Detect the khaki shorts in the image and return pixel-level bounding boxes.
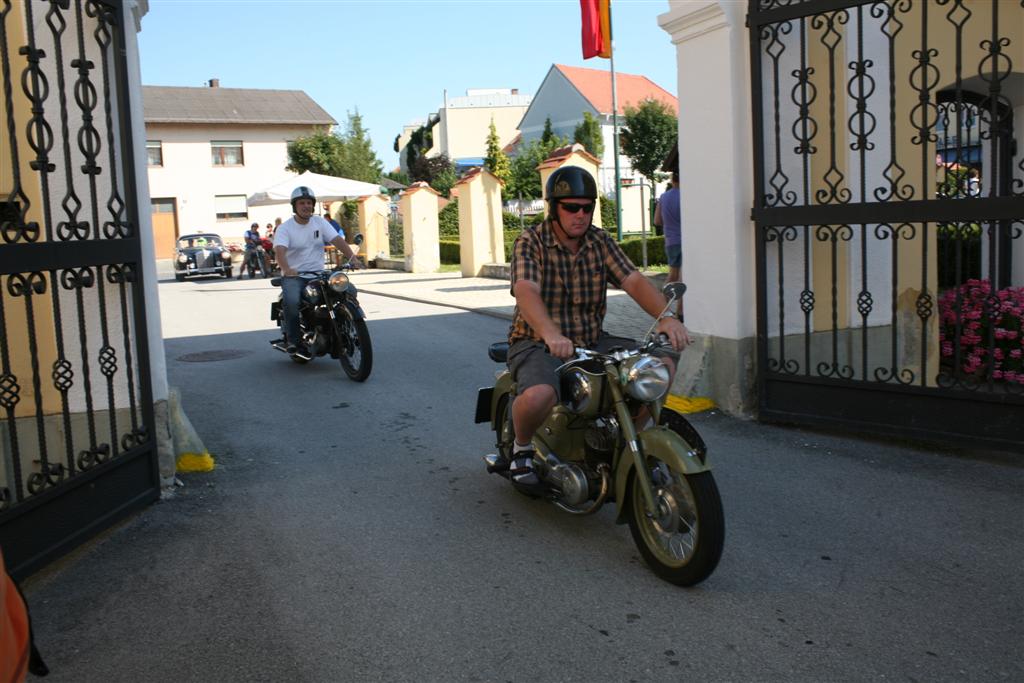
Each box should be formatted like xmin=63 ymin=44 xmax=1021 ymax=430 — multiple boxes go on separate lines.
xmin=508 ymin=333 xmax=657 ymax=400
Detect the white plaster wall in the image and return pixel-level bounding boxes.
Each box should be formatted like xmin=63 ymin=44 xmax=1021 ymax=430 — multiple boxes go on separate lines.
xmin=444 ymin=106 xmax=528 ymax=161
xmin=661 ymin=0 xmax=755 ymax=341
xmin=146 ymin=123 xmax=316 ymax=242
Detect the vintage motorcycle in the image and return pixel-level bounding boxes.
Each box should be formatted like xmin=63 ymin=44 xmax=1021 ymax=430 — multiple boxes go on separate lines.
xmin=268 ymin=238 xmax=372 ymax=381
xmin=475 ymin=283 xmax=724 ymax=586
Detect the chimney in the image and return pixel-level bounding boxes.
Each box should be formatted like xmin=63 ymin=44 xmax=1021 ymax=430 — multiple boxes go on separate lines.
xmin=208 ymin=78 xmax=219 ymax=88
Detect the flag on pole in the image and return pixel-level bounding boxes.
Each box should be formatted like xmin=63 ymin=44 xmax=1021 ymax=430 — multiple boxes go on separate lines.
xmin=580 ymin=0 xmax=611 ymax=59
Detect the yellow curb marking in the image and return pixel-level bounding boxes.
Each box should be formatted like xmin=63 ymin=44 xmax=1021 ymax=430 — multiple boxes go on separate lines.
xmin=176 ymin=452 xmax=215 ymax=473
xmin=665 ymin=394 xmax=716 ymax=414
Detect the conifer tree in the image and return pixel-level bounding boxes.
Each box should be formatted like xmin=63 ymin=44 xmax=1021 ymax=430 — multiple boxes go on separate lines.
xmin=483 ymin=118 xmax=511 ymax=185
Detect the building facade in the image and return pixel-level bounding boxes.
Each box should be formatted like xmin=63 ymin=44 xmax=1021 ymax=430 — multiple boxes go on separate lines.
xmin=143 ymin=83 xmax=336 ymax=256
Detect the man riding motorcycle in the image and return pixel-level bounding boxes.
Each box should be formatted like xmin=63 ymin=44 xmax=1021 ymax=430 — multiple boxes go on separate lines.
xmin=505 ymin=166 xmax=690 ymax=490
xmin=272 ymin=186 xmax=362 ymax=361
xmin=237 ymin=222 xmax=266 ymax=279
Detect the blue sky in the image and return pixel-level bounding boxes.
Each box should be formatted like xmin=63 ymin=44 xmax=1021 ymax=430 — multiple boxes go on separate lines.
xmin=138 ymin=0 xmax=678 ymax=171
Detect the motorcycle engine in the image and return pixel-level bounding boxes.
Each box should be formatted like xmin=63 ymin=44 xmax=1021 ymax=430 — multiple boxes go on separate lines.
xmin=307 ymin=330 xmax=331 ymax=356
xmin=584 ymin=417 xmax=619 ymax=458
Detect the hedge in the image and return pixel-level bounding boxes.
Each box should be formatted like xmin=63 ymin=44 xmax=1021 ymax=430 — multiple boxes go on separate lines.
xmin=439 ymin=233 xmax=665 ymax=266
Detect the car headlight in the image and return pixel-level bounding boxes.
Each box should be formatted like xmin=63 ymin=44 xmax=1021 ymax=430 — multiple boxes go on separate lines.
xmin=221 ymin=251 xmax=231 ymax=261
xmin=621 ymin=355 xmax=670 ymax=402
xmin=328 ymin=271 xmax=350 ymax=293
xmin=303 ymin=284 xmax=320 ymax=302
xmin=177 ymin=254 xmax=187 ymax=264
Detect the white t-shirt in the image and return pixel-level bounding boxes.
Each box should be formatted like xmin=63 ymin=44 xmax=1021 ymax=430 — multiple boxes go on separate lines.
xmin=272 ymin=215 xmax=339 ymax=272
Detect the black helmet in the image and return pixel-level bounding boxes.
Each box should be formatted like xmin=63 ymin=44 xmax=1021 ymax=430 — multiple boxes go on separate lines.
xmin=290 ymin=185 xmax=316 ymax=211
xmin=250 ymin=221 xmax=259 ymax=229
xmin=546 ymin=166 xmax=598 ymax=207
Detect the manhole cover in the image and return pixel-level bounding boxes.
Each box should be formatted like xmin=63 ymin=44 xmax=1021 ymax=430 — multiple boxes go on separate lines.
xmin=176 ymin=349 xmax=252 ymax=363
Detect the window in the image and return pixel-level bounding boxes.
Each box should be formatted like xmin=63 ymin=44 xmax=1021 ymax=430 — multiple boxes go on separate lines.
xmin=146 ymin=140 xmax=163 ymax=166
xmin=214 ymin=194 xmax=248 ymax=221
xmin=211 ymin=140 xmax=243 ymax=166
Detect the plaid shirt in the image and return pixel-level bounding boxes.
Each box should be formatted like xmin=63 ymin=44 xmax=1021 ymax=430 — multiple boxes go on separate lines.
xmin=509 ymin=219 xmax=636 ymax=347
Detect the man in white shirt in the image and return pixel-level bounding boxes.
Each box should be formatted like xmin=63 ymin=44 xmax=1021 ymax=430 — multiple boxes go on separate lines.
xmin=273 ymin=185 xmax=362 ymax=360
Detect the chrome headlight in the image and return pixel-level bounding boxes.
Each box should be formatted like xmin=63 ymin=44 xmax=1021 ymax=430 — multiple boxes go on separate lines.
xmin=621 ymin=355 xmax=670 ymax=402
xmin=563 ymin=369 xmax=592 ymax=414
xmin=176 ymin=254 xmax=187 ymax=264
xmin=303 ymin=284 xmax=321 ymax=302
xmin=221 ymin=250 xmax=231 ymax=261
xmin=328 ymin=271 xmax=350 ymax=293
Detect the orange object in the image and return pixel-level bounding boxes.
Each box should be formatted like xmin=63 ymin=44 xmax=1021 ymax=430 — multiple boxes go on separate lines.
xmin=580 ymin=0 xmax=612 ymax=59
xmin=1 ymin=549 xmax=30 ymax=683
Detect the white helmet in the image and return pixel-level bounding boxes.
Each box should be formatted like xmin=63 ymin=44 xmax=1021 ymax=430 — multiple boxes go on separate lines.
xmin=290 ymin=186 xmax=316 ymax=211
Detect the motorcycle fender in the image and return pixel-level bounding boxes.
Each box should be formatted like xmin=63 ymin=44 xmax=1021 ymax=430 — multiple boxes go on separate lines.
xmin=486 ymin=372 xmax=514 ymax=430
xmin=613 ymin=426 xmax=711 ymax=525
xmin=343 ymin=299 xmax=366 ymax=320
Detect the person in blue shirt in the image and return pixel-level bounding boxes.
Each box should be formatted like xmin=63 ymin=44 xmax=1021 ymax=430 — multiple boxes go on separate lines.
xmin=654 ymin=170 xmax=683 ymax=318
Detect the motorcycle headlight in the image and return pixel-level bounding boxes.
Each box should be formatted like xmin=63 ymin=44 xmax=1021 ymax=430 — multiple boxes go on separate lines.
xmin=176 ymin=254 xmax=187 ymax=264
xmin=328 ymin=271 xmax=350 ymax=293
xmin=621 ymin=355 xmax=670 ymax=402
xmin=303 ymin=284 xmax=320 ymax=302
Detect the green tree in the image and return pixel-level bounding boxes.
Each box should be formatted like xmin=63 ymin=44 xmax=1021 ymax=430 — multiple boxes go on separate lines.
xmin=384 ymin=169 xmax=410 ymax=186
xmin=621 ymin=98 xmax=678 ymax=184
xmin=541 ymin=117 xmax=557 ymax=147
xmin=411 ymin=153 xmax=457 ymax=198
xmin=483 ymin=118 xmax=511 ymax=185
xmin=336 ymin=110 xmax=383 ymax=183
xmin=573 ymin=111 xmax=604 ymax=159
xmin=287 ymin=129 xmax=345 ymax=175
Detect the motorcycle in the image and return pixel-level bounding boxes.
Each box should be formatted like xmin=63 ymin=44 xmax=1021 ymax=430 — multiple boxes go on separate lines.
xmin=268 ymin=236 xmax=372 ymax=381
xmin=240 ymin=246 xmax=270 ymax=279
xmin=475 ymin=283 xmax=724 ymax=586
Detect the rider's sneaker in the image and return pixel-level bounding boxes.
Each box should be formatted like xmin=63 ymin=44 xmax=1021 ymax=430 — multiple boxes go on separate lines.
xmin=271 ymin=339 xmax=289 ymax=352
xmin=509 ymin=450 xmax=543 ymax=494
xmin=290 ymin=343 xmax=313 ymax=361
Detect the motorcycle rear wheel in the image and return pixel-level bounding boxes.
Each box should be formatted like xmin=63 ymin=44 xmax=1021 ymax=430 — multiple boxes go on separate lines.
xmin=626 ymin=464 xmax=724 ymax=586
xmin=335 ymin=314 xmax=373 ymax=381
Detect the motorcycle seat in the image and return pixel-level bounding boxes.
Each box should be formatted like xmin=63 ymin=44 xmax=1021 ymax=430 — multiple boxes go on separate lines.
xmin=488 ymin=342 xmax=508 ymax=363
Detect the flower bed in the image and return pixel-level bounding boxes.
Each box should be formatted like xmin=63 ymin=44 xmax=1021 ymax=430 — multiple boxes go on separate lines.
xmin=939 ymin=279 xmax=1024 ymax=384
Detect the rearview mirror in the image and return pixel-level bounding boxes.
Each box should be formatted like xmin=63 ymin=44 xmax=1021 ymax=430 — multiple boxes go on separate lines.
xmin=663 ymin=282 xmax=687 ymax=300
xmin=353 ymin=233 xmax=365 ymax=245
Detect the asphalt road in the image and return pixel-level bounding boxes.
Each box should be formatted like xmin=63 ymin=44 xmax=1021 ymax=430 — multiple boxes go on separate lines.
xmin=21 ymin=275 xmax=1024 ymax=682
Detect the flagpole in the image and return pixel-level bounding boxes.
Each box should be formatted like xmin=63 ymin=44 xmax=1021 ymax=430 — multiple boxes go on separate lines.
xmin=607 ymin=1 xmax=623 ymax=241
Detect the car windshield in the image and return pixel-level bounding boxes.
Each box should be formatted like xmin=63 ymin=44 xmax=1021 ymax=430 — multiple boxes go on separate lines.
xmin=178 ymin=235 xmax=222 ymax=248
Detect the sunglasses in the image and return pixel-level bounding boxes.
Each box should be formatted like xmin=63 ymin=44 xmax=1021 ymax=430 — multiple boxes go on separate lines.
xmin=559 ymin=202 xmax=596 ymax=214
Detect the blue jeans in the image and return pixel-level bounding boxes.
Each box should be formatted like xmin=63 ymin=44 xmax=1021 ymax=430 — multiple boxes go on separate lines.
xmin=281 ymin=276 xmax=305 ymax=345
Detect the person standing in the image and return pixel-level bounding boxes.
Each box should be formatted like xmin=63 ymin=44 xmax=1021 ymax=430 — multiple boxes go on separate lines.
xmin=654 ymin=170 xmax=683 ymax=318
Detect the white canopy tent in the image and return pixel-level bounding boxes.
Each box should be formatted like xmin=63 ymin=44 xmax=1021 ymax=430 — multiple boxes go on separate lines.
xmin=247 ymin=170 xmax=384 ymax=207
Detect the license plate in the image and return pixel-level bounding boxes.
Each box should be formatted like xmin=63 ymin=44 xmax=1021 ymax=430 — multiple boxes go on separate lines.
xmin=474 ymin=387 xmax=494 ymax=424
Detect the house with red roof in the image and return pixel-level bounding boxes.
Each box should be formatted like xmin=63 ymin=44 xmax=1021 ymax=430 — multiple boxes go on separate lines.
xmin=517 ymin=64 xmax=678 ymax=196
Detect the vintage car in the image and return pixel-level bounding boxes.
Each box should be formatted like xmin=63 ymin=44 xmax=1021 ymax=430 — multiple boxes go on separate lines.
xmin=174 ymin=233 xmax=233 ymax=281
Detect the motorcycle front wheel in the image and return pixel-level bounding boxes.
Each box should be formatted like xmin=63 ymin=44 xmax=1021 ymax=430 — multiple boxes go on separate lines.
xmin=626 ymin=463 xmax=724 ymax=586
xmin=335 ymin=313 xmax=373 ymax=381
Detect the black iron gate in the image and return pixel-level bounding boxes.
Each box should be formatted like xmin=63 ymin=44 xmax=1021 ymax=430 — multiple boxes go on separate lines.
xmin=0 ymin=0 xmax=159 ymax=578
xmin=748 ymin=0 xmax=1024 ymax=450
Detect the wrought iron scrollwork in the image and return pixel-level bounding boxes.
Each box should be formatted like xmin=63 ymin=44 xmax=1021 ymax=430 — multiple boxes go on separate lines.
xmin=7 ymin=272 xmax=47 ymax=297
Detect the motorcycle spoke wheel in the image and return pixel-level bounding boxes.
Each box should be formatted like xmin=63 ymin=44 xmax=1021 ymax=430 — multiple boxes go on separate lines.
xmin=627 ymin=465 xmax=724 ymax=586
xmin=495 ymin=395 xmax=514 ymax=462
xmin=335 ymin=314 xmax=373 ymax=381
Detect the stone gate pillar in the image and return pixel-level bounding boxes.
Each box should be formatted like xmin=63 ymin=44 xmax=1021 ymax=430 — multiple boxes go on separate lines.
xmin=538 ymin=143 xmax=602 ymax=228
xmin=357 ymin=194 xmax=390 ymax=261
xmin=454 ymin=168 xmax=505 ymax=277
xmin=399 ymin=182 xmax=441 ymax=273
